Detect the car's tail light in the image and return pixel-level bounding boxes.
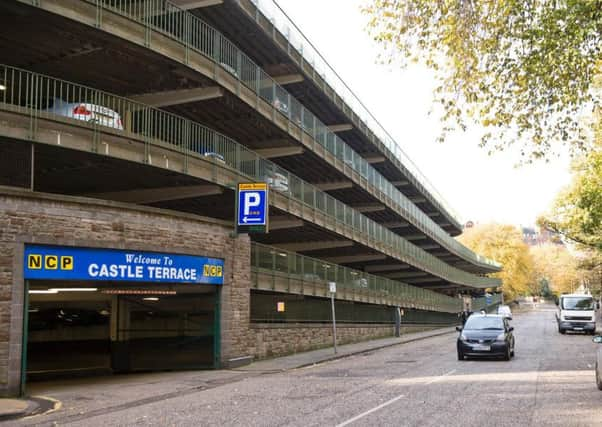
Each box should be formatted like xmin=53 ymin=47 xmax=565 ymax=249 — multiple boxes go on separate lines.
xmin=72 ymin=104 xmax=91 ymax=115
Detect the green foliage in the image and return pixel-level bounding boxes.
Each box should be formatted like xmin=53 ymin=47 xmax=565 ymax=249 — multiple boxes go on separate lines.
xmin=530 ymin=243 xmax=580 ymax=294
xmin=458 ymin=223 xmax=534 ymax=300
xmin=364 ymin=0 xmax=602 ymax=159
xmin=539 ymin=146 xmax=602 ymax=249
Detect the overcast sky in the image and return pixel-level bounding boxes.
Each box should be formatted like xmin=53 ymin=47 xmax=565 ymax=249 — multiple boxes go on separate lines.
xmin=274 ymin=0 xmax=573 ymax=227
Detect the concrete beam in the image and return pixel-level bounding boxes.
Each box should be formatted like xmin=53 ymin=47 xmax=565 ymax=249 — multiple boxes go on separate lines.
xmin=364 ymin=264 xmax=411 ymax=273
xmin=383 ymin=271 xmax=429 ymax=279
xmin=273 ymin=73 xmax=304 ymax=86
xmin=391 ymin=180 xmax=410 ymax=187
xmin=421 ymin=283 xmax=456 ymax=289
xmin=129 ymin=86 xmax=223 ymax=107
xmin=275 ymin=240 xmax=353 ymax=252
xmin=255 ymin=146 xmax=303 ymax=159
xmin=322 ymin=254 xmax=387 ymax=264
xmin=351 ymin=203 xmax=386 ymax=213
xmin=427 ymin=212 xmax=441 ymax=218
xmin=270 ymin=218 xmax=304 ymax=230
xmin=418 ymin=244 xmax=440 ymax=250
xmin=381 ymin=221 xmax=410 ymax=228
xmin=404 ymin=234 xmax=428 ymax=241
xmin=363 ymin=155 xmax=386 ymax=164
xmin=405 ymin=277 xmax=444 ymax=284
xmin=328 ymin=124 xmax=353 ymax=133
xmin=85 ymin=185 xmax=223 ymax=204
xmin=430 ymin=251 xmax=451 ymax=257
xmin=171 ymin=0 xmax=223 ymax=9
xmin=409 ymin=196 xmax=427 ymax=203
xmin=315 ymin=181 xmax=353 ymax=191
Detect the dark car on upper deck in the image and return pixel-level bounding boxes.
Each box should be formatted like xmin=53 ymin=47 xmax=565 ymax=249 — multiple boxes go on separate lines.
xmin=457 ymin=314 xmax=515 ymax=361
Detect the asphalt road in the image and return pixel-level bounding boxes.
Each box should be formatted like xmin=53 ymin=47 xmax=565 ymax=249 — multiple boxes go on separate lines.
xmin=21 ymin=305 xmax=602 ymax=426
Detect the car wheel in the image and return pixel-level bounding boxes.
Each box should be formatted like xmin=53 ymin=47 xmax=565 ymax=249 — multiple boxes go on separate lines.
xmin=503 ymin=346 xmax=511 ymax=361
xmin=558 ymin=327 xmax=566 ymax=334
xmin=597 ymin=361 xmax=602 ymax=391
xmin=457 ymin=350 xmax=465 ymax=361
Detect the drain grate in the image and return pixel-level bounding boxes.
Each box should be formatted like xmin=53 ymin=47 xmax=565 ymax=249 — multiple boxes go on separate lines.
xmin=386 ymin=360 xmax=417 ymax=364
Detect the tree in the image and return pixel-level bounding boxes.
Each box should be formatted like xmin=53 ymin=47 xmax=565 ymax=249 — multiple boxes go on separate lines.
xmin=364 ymin=0 xmax=602 ymax=159
xmin=458 ymin=223 xmax=535 ymax=300
xmin=530 ymin=243 xmax=580 ymax=294
xmin=538 ymin=143 xmax=602 ymax=249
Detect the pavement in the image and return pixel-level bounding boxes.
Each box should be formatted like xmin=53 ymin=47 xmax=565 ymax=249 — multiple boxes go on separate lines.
xmin=3 ymin=324 xmax=456 ymax=424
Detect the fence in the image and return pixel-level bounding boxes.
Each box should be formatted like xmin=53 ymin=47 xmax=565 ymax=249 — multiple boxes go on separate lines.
xmin=37 ymin=0 xmax=502 ymax=272
xmin=0 ymin=63 xmax=501 ymax=289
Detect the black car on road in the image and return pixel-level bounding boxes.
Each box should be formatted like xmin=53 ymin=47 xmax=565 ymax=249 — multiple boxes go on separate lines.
xmin=457 ymin=314 xmax=515 ymax=361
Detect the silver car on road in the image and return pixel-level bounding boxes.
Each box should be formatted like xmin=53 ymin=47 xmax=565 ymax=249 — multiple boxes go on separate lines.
xmin=595 ymin=335 xmax=602 ymax=390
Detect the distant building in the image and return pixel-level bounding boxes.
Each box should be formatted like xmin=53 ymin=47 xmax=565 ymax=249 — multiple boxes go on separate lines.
xmin=521 ymin=226 xmax=563 ymax=246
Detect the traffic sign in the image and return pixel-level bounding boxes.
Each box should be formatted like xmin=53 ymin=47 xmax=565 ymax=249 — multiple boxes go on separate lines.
xmin=236 ymin=183 xmax=268 ymax=234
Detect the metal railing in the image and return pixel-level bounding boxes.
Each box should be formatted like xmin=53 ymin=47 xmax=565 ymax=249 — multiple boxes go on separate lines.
xmin=45 ymin=0 xmax=502 ymax=270
xmin=242 ymin=0 xmax=463 ymax=226
xmin=251 ymin=242 xmax=463 ymax=313
xmin=471 ymin=294 xmax=503 ymax=312
xmin=0 ymin=63 xmax=500 ymax=289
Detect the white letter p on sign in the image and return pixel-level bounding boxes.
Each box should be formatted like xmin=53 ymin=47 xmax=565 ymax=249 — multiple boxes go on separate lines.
xmin=243 ymin=192 xmax=261 ymax=215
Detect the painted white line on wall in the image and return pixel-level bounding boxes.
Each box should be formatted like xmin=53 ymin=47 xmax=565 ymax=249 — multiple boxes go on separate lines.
xmin=336 ymin=369 xmax=457 ymax=427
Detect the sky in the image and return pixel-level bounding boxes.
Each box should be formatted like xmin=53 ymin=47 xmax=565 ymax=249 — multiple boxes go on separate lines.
xmin=275 ymin=0 xmax=573 ymax=227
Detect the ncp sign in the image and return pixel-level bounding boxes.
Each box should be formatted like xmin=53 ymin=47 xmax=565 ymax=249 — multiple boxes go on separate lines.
xmin=237 ymin=182 xmax=268 ymax=232
xmin=24 ymin=245 xmax=225 ymax=284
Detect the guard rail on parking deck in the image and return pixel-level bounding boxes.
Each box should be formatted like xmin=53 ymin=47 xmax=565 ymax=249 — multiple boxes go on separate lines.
xmin=471 ymin=294 xmax=503 ymax=312
xmin=251 ymin=242 xmax=463 ymax=313
xmin=0 ymin=63 xmax=500 ymax=289
xmin=21 ymin=0 xmax=501 ymax=272
xmin=241 ymin=0 xmax=461 ymax=229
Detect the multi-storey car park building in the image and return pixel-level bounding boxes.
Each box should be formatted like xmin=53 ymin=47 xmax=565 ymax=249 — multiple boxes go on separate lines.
xmin=0 ymin=0 xmax=502 ymax=396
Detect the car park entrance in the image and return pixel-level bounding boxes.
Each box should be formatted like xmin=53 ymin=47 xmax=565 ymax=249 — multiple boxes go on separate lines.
xmin=22 ymin=244 xmax=224 ymax=390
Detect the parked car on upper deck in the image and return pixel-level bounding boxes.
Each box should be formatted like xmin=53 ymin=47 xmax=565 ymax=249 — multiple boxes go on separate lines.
xmin=266 ymin=172 xmax=289 ymax=193
xmin=202 ymin=151 xmax=226 ymax=164
xmin=43 ymin=98 xmax=123 ymax=130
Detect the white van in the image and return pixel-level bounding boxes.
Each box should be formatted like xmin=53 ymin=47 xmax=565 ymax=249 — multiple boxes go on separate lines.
xmin=556 ymin=293 xmax=597 ymax=334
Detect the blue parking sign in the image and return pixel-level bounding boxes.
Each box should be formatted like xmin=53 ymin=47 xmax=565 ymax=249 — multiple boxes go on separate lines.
xmin=237 ymin=183 xmax=268 ymax=227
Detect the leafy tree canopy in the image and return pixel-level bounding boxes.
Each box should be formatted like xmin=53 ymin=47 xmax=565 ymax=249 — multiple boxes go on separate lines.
xmin=538 ymin=140 xmax=602 ymax=249
xmin=458 ymin=223 xmax=534 ymax=300
xmin=364 ymin=0 xmax=602 ymax=159
xmin=530 ymin=243 xmax=580 ymax=294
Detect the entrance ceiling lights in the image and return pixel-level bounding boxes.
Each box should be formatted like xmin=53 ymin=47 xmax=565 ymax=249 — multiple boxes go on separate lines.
xmin=28 ymin=288 xmax=98 ymax=294
xmin=101 ymin=289 xmax=176 ymax=295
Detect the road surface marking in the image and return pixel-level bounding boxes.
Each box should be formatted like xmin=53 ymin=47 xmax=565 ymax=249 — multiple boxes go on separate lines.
xmin=425 ymin=369 xmax=456 ymax=385
xmin=335 ymin=394 xmax=405 ymax=427
xmin=336 ymin=369 xmax=456 ymax=426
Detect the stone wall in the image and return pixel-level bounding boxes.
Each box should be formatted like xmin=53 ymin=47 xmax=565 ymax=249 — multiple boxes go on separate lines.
xmin=250 ymin=323 xmax=440 ymax=359
xmin=0 ymin=187 xmax=251 ymax=396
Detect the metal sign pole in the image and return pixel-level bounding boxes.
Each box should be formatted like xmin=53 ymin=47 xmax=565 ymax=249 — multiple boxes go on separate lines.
xmin=329 ymin=282 xmax=337 ymax=354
